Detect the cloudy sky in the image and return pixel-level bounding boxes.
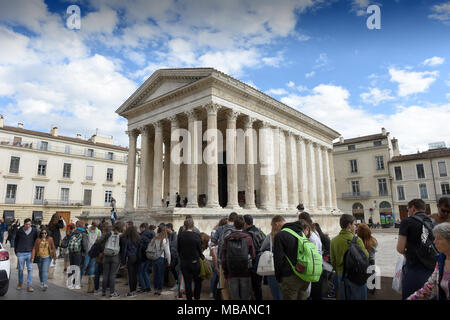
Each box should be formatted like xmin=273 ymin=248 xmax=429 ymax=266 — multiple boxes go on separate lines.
xmin=0 ymin=0 xmax=449 ymax=154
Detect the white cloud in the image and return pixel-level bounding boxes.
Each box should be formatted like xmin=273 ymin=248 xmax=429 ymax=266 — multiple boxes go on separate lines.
xmin=423 ymin=56 xmax=445 ymax=66
xmin=429 ymin=2 xmax=450 ymax=24
xmin=351 ymin=0 xmax=371 ymax=16
xmin=360 ymin=88 xmax=395 ymax=106
xmin=305 ymin=71 xmax=316 ymax=78
xmin=389 ymin=68 xmax=439 ymax=96
xmin=314 ymin=53 xmax=328 ymax=69
xmin=265 ymin=88 xmax=288 ymax=96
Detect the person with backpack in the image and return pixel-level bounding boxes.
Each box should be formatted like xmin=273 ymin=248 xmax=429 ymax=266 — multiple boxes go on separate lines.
xmin=67 ymin=220 xmax=89 ymax=289
xmin=274 ymin=218 xmax=322 ymax=300
xmin=81 ymin=220 xmax=101 ymax=292
xmin=243 ymin=214 xmax=265 ymax=300
xmin=99 ymin=221 xmax=124 ymax=298
xmin=221 ymin=215 xmax=255 ymax=300
xmin=407 ymin=222 xmax=450 ymax=300
xmin=330 ymin=214 xmax=369 ymax=300
xmin=210 ymin=212 xmax=238 ymax=300
xmin=165 ymin=223 xmax=179 ymax=290
xmin=121 ymin=225 xmax=141 ymax=297
xmin=397 ymin=199 xmax=438 ymax=299
xmin=357 ymin=223 xmax=378 ymax=295
xmin=177 ymin=218 xmax=204 ymax=300
xmin=146 ymin=223 xmax=171 ymax=295
xmin=137 ymin=223 xmax=154 ymax=293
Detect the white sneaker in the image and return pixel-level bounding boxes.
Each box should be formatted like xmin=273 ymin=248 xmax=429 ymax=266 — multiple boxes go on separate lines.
xmin=74 ymin=285 xmax=81 ymax=290
xmin=67 ymin=284 xmax=74 ymax=290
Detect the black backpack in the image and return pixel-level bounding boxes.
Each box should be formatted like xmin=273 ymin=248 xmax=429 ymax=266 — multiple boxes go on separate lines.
xmin=247 ymin=228 xmax=265 ymax=253
xmin=226 ymin=232 xmax=250 ymax=274
xmin=411 ymin=215 xmax=438 ymax=270
xmin=342 ymin=236 xmax=370 ymax=286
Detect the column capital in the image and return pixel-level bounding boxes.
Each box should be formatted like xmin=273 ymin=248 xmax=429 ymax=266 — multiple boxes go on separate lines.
xmin=312 ymin=142 xmax=319 ymax=148
xmin=295 ymin=135 xmax=304 ymax=143
xmin=137 ymin=125 xmax=150 ymax=135
xmin=244 ymin=116 xmax=256 ymax=129
xmin=126 ymin=129 xmax=139 ymax=139
xmin=225 ymin=109 xmax=240 ymax=122
xmin=168 ymin=115 xmax=179 ymax=125
xmin=283 ymin=130 xmax=293 ymax=137
xmin=204 ymin=102 xmax=221 ymax=115
xmin=184 ymin=109 xmax=198 ymax=121
xmin=327 ymin=147 xmax=333 ymax=153
xmin=151 ymin=120 xmax=163 ymax=131
xmin=303 ymin=138 xmax=312 ymax=145
xmin=260 ymin=121 xmax=271 ymax=129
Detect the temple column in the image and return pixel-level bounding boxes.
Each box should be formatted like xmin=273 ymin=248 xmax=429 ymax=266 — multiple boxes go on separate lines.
xmin=296 ymin=136 xmax=308 ymax=208
xmin=322 ymin=146 xmax=332 ymax=210
xmin=163 ymin=136 xmax=170 ymax=206
xmin=169 ymin=116 xmax=180 ymax=209
xmin=244 ymin=117 xmax=256 ymax=209
xmin=152 ymin=121 xmax=164 ymax=208
xmin=138 ymin=126 xmax=150 ymax=208
xmin=286 ymin=132 xmax=299 ymax=210
xmin=259 ymin=122 xmax=275 ymax=210
xmin=315 ymin=143 xmax=325 ymax=210
xmin=186 ymin=110 xmax=199 ymax=208
xmin=306 ymin=139 xmax=317 ymax=209
xmin=226 ymin=110 xmax=240 ymax=209
xmin=205 ymin=103 xmax=220 ymax=208
xmin=275 ymin=128 xmax=288 ymax=210
xmin=328 ymin=148 xmax=338 ymax=208
xmin=125 ymin=129 xmax=138 ymax=211
xmin=146 ymin=131 xmax=154 ymax=208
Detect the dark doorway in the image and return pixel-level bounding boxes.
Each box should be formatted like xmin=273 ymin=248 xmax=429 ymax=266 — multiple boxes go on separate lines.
xmin=218 ymin=152 xmax=228 ymax=208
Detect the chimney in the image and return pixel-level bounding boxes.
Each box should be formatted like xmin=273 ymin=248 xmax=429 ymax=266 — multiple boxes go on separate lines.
xmin=381 ymin=127 xmax=387 ymax=136
xmin=76 ymin=134 xmax=83 ymax=139
xmin=18 ymin=122 xmax=24 ymax=129
xmin=0 ymin=115 xmax=3 ymax=128
xmin=51 ymin=126 xmax=58 ymax=137
xmin=339 ymin=136 xmax=344 ymax=143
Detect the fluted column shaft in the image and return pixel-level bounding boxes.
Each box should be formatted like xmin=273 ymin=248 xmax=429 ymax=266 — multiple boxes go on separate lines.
xmin=275 ymin=129 xmax=288 ymax=210
xmin=147 ymin=132 xmax=154 ymax=208
xmin=186 ymin=110 xmax=199 ymax=208
xmin=244 ymin=118 xmax=256 ymax=209
xmin=259 ymin=122 xmax=275 ymax=210
xmin=163 ymin=137 xmax=170 ymax=204
xmin=169 ymin=116 xmax=180 ymax=209
xmin=316 ymin=143 xmax=325 ymax=209
xmin=138 ymin=126 xmax=150 ymax=208
xmin=322 ymin=146 xmax=332 ymax=209
xmin=125 ymin=130 xmax=138 ymax=211
xmin=152 ymin=121 xmax=164 ymax=208
xmin=286 ymin=132 xmax=299 ymax=210
xmin=296 ymin=137 xmax=308 ymax=207
xmin=205 ymin=104 xmax=220 ymax=208
xmin=306 ymin=140 xmax=317 ymax=209
xmin=328 ymin=149 xmax=338 ymax=208
xmin=226 ymin=110 xmax=239 ymax=209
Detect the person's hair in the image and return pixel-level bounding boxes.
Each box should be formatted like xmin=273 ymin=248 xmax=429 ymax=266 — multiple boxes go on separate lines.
xmin=357 ymin=223 xmax=378 ymax=251
xmin=91 ymin=220 xmax=98 ymax=227
xmin=218 ymin=218 xmax=228 ymax=227
xmin=298 ymin=212 xmax=315 ymax=231
xmin=200 ymin=232 xmax=210 ymax=251
xmin=408 ymin=199 xmax=426 ymax=211
xmin=149 ymin=225 xmax=156 ymax=231
xmin=113 ymin=221 xmax=125 ymax=233
xmin=123 ymin=225 xmax=140 ymax=245
xmin=126 ymin=221 xmax=134 ymax=227
xmin=298 ymin=219 xmax=311 ymax=235
xmin=140 ymin=223 xmax=149 ymax=230
xmin=438 ymin=197 xmax=450 ymax=207
xmin=69 ymin=224 xmax=75 ymax=231
xmin=39 ymin=227 xmax=50 ymax=238
xmin=271 ymin=215 xmax=285 ymax=225
xmin=166 ymin=223 xmax=174 ymax=231
xmin=184 ymin=218 xmax=194 ymax=230
xmin=313 ymin=223 xmax=328 ymax=238
xmin=433 ymin=222 xmax=450 ymax=243
xmin=154 ymin=224 xmax=168 ymax=248
xmin=228 ymin=212 xmax=238 ymax=222
xmin=48 ymin=214 xmax=60 ymax=229
xmin=233 ymin=215 xmax=245 ymax=230
xmin=102 ymin=222 xmax=112 ymax=234
xmin=76 ymin=220 xmax=85 ymax=227
xmin=340 ymin=214 xmax=356 ymax=229
xmin=185 ymin=215 xmax=192 ymax=219
xmin=24 ymin=218 xmax=31 ymax=224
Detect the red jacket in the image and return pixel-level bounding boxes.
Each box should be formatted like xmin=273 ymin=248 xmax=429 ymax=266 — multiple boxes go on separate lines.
xmin=221 ymin=231 xmax=255 ymax=278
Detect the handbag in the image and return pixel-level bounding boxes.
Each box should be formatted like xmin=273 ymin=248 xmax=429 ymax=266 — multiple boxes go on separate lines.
xmin=33 ymin=256 xmax=41 ymax=264
xmin=392 ymin=255 xmax=405 ymax=294
xmin=199 ymin=258 xmax=213 ymax=279
xmin=257 ymin=236 xmax=275 ymax=276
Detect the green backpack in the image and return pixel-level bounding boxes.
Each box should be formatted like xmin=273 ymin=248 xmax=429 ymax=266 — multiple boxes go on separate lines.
xmin=282 ymin=228 xmax=323 ymax=282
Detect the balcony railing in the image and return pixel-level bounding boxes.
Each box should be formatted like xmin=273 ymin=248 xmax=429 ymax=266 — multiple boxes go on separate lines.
xmin=342 ymin=191 xmax=371 ymax=199
xmin=43 ymin=199 xmax=84 ymax=206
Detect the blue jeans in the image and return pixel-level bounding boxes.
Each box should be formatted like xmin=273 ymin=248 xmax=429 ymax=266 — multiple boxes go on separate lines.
xmin=402 ymin=263 xmax=434 ymax=300
xmin=94 ymin=263 xmax=103 ymax=291
xmin=337 ymin=274 xmax=367 ymax=300
xmin=138 ymin=260 xmax=151 ymax=290
xmin=267 ymin=275 xmax=283 ymax=300
xmin=17 ymin=252 xmax=33 ymax=286
xmin=210 ymin=266 xmax=218 ymax=294
xmin=38 ymin=256 xmax=51 ymax=285
xmin=153 ymin=257 xmax=166 ymax=291
xmin=81 ymin=254 xmax=96 ymax=280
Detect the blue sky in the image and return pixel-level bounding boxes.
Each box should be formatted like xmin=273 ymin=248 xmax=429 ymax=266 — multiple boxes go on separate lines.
xmin=0 ymin=0 xmax=449 ymax=153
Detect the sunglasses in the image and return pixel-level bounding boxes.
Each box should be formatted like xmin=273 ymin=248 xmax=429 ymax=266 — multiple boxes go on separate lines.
xmin=41 ymin=232 xmax=47 ymax=235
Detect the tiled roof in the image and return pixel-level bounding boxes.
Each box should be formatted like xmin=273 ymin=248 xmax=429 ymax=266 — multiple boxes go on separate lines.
xmin=334 ymin=133 xmax=387 ymax=146
xmin=0 ymin=125 xmax=128 ymax=152
xmin=390 ymin=148 xmax=450 ymax=162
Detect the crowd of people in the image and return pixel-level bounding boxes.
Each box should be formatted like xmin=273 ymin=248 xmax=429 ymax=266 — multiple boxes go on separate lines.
xmin=1 ymin=196 xmax=449 ymax=300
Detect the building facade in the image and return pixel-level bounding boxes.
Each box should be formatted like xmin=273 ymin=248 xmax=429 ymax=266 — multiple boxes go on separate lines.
xmin=117 ymin=68 xmax=342 ymax=234
xmin=0 ymin=116 xmax=134 ymax=225
xmin=333 ymin=128 xmax=399 ymax=225
xmin=390 ymin=147 xmax=450 ymax=220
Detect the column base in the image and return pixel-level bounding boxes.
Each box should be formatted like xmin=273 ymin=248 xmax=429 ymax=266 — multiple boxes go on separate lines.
xmin=226 ymin=204 xmax=241 ymax=210
xmin=259 ymin=205 xmax=275 ymax=211
xmin=244 ymin=204 xmax=257 ymax=210
xmin=206 ymin=203 xmax=221 ymax=209
xmin=187 ymin=204 xmax=199 ymax=208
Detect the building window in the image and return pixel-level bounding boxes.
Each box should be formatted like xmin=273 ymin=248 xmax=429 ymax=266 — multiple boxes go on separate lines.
xmin=63 ymin=163 xmax=71 ymax=178
xmin=9 ymin=156 xmax=20 ymax=173
xmin=6 ymin=184 xmax=17 ymax=204
xmin=83 ymin=189 xmax=92 ymax=206
xmin=397 ymin=185 xmax=405 ymax=201
xmin=65 ymin=145 xmax=71 ymax=154
xmin=348 ymin=145 xmax=356 ymax=151
xmin=441 ymin=183 xmax=450 ymax=195
xmin=351 ymin=181 xmax=360 ymax=195
xmin=37 ymin=160 xmax=47 ymax=176
xmin=40 ymin=141 xmax=48 ymax=151
xmin=394 ymin=166 xmax=403 ymax=181
xmin=378 ymin=178 xmax=388 ymax=196
xmin=373 ymin=140 xmax=382 ymax=146
xmin=60 ymin=188 xmax=69 ymax=204
xmin=106 ymin=152 xmax=114 ymax=160
xmin=87 ymin=148 xmax=94 ymax=157
xmin=86 ymin=166 xmax=94 ymax=180
xmin=105 ymin=191 xmax=113 ymax=205
xmin=34 ymin=186 xmax=44 ymax=204
xmin=107 ymin=168 xmax=113 ymax=182
xmin=350 ymin=160 xmax=358 ymax=173
xmin=376 ymin=156 xmax=385 ymax=170
xmin=417 ymin=163 xmax=425 ymax=179
xmin=438 ymin=161 xmax=447 ymax=177
xmin=419 ymin=183 xmax=428 ymax=199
